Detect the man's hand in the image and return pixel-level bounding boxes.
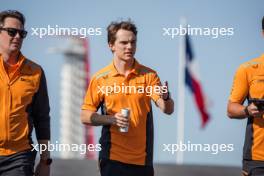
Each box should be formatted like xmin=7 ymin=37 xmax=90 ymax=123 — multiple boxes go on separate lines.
xmin=156 ymin=81 xmax=174 ymax=115
xmin=161 ymin=81 xmax=170 ymax=100
xmin=112 ymin=112 xmax=129 ymax=128
xmin=247 ymin=103 xmax=264 ymax=118
xmin=35 ymin=161 xmax=50 ymax=176
xmin=35 ymin=140 xmax=51 ymax=176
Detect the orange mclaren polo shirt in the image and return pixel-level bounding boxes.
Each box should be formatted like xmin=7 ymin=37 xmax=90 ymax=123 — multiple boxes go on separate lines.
xmin=0 ymin=53 xmax=50 ymax=156
xmin=229 ymin=54 xmax=264 ymax=161
xmin=82 ymin=59 xmax=161 ymax=166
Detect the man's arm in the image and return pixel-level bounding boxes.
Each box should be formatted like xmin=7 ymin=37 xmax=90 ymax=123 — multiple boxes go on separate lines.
xmin=31 ymin=69 xmax=51 ymax=176
xmin=227 ymin=62 xmax=250 ymax=120
xmin=227 ymin=101 xmax=248 ymax=119
xmin=227 ymin=101 xmax=262 ymax=119
xmin=80 ymin=110 xmax=114 ymax=126
xmin=81 ymin=110 xmax=129 ymax=128
xmin=37 ymin=140 xmax=50 ymax=159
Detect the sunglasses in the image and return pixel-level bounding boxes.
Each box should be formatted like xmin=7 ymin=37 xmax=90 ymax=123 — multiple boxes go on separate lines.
xmin=0 ymin=27 xmax=27 ymax=38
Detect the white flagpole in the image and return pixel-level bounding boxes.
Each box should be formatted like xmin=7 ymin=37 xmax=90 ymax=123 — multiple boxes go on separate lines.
xmin=176 ymin=17 xmax=186 ymax=164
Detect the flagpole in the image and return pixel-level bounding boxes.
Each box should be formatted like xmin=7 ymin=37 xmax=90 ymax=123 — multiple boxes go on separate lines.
xmin=176 ymin=17 xmax=186 ymax=164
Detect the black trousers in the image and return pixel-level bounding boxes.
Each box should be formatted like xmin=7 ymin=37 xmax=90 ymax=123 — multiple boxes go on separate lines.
xmin=0 ymin=150 xmax=36 ymax=176
xmin=243 ymin=160 xmax=264 ymax=176
xmin=100 ymin=159 xmax=154 ymax=176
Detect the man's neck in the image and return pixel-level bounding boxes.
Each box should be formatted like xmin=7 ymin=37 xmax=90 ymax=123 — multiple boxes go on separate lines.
xmin=113 ymin=57 xmax=135 ymax=77
xmin=0 ymin=50 xmax=20 ymax=65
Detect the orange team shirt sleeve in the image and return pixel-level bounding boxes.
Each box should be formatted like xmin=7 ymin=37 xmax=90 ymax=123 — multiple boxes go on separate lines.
xmin=229 ymin=64 xmax=249 ymax=104
xmin=82 ymin=76 xmax=104 ymax=111
xmin=149 ymin=72 xmax=162 ymax=102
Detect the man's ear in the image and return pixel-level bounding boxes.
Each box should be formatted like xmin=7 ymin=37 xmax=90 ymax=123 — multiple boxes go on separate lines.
xmin=109 ymin=42 xmax=114 ymax=52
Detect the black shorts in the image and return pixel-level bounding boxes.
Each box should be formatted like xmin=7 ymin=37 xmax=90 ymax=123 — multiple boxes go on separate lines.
xmin=0 ymin=150 xmax=36 ymax=176
xmin=242 ymin=159 xmax=264 ymax=176
xmin=99 ymin=159 xmax=154 ymax=176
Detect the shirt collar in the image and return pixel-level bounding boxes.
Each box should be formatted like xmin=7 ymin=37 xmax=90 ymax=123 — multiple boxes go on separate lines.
xmin=108 ymin=58 xmax=141 ymax=77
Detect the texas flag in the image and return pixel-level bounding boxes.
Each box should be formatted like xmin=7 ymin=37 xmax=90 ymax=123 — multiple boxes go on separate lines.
xmin=184 ymin=34 xmax=210 ymax=128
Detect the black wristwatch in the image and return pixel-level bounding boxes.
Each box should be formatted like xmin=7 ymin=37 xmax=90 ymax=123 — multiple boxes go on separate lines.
xmin=40 ymin=158 xmax=53 ymax=165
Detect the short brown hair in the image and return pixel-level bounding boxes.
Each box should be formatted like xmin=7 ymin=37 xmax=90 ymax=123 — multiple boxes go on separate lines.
xmin=107 ymin=20 xmax=137 ymax=44
xmin=0 ymin=10 xmax=25 ymax=27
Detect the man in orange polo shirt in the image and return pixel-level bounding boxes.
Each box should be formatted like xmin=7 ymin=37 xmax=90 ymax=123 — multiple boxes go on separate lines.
xmin=0 ymin=10 xmax=51 ymax=176
xmin=81 ymin=20 xmax=174 ymax=176
xmin=227 ymin=16 xmax=264 ymax=176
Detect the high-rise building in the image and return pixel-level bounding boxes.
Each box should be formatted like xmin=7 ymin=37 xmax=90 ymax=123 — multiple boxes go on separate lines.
xmin=49 ymin=37 xmax=95 ymax=159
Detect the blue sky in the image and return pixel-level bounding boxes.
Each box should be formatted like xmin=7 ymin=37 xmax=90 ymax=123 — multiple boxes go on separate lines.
xmin=1 ymin=0 xmax=264 ymax=166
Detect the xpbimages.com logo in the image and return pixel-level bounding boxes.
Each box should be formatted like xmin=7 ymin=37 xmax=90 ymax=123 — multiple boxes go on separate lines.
xmin=31 ymin=25 xmax=102 ymax=38
xmin=97 ymin=83 xmax=168 ymax=96
xmin=163 ymin=25 xmax=234 ymax=39
xmin=31 ymin=141 xmax=101 ymax=154
xmin=163 ymin=141 xmax=234 ymax=155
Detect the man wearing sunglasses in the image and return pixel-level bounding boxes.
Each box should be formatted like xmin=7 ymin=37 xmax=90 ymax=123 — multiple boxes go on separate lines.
xmin=0 ymin=10 xmax=51 ymax=176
